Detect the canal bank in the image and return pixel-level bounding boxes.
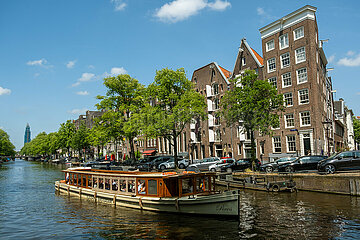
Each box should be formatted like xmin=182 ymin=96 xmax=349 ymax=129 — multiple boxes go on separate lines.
xmin=221 ymin=172 xmax=360 ymax=196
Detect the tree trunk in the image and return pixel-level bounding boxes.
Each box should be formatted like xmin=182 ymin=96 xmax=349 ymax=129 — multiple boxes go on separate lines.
xmin=129 ymin=137 xmax=135 ymax=160
xmin=250 ymin=129 xmax=256 ymax=171
xmin=173 ymin=129 xmax=178 ymax=170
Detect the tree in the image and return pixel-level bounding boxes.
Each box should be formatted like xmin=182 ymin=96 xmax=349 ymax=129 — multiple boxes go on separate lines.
xmin=88 ymin=119 xmax=109 ymax=159
xmin=72 ymin=123 xmax=90 ymax=161
xmin=96 ymin=74 xmax=145 ymax=160
xmin=0 ymin=129 xmax=16 ymax=156
xmin=354 ymin=116 xmax=360 ymax=149
xmin=221 ymin=69 xmax=284 ymax=169
xmin=57 ymin=120 xmax=76 ymax=157
xmin=143 ymin=68 xmax=207 ymax=169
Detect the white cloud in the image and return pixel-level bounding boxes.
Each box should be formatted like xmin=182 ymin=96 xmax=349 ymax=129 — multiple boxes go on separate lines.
xmin=72 ymin=82 xmax=81 ymax=87
xmin=111 ymin=67 xmax=127 ymax=75
xmin=154 ymin=0 xmax=231 ymax=23
xmin=68 ymin=108 xmax=88 ymax=115
xmin=76 ymin=91 xmax=89 ymax=96
xmin=34 ymin=73 xmax=40 ymax=78
xmin=0 ymin=86 xmax=11 ymax=95
xmin=257 ymin=7 xmax=265 ymax=15
xmin=207 ymin=0 xmax=231 ymax=11
xmin=328 ymin=55 xmax=335 ymax=63
xmin=66 ymin=60 xmax=76 ymax=69
xmin=72 ymin=73 xmax=95 ymax=87
xmin=338 ymin=54 xmax=360 ymax=67
xmin=88 ymin=65 xmax=95 ymax=69
xmin=26 ymin=58 xmax=47 ymax=66
xmin=347 ymin=51 xmax=355 ymax=56
xmin=111 ymin=0 xmax=127 ymax=11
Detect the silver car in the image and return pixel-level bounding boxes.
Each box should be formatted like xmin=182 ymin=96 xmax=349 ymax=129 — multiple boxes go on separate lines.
xmin=188 ymin=157 xmax=221 ymax=171
xmin=158 ymin=158 xmax=189 ymax=170
xmin=209 ymin=159 xmax=236 ymax=172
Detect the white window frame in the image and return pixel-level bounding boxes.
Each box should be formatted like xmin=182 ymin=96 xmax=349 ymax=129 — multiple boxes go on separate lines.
xmin=266 ymin=39 xmax=275 ymax=52
xmin=279 ymin=33 xmax=289 ymax=50
xmin=268 ymin=77 xmax=277 ymax=89
xmin=286 ymin=135 xmax=296 ymax=152
xmin=296 ymin=68 xmax=308 ymax=84
xmin=280 ymin=52 xmax=290 ymax=69
xmin=273 ymin=136 xmax=282 ymax=153
xmin=295 ymin=47 xmax=306 ymax=64
xmin=293 ymin=26 xmax=304 ymax=41
xmin=300 ymin=111 xmax=311 ymax=126
xmin=267 ymin=58 xmax=276 ymax=73
xmin=298 ymin=89 xmax=309 ymax=105
xmin=284 ymin=113 xmax=295 ymax=128
xmin=242 ymin=57 xmax=246 ymax=66
xmin=282 ymin=72 xmax=292 ymax=88
xmin=284 ymin=92 xmax=293 ymax=107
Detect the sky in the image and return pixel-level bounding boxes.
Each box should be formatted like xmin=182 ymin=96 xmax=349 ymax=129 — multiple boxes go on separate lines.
xmin=1 ymin=0 xmax=360 ymax=150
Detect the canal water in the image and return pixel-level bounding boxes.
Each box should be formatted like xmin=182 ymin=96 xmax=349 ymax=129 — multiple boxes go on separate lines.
xmin=1 ymin=160 xmax=360 ymax=239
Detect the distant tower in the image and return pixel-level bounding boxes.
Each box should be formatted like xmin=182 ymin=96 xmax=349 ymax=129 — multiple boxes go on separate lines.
xmin=24 ymin=123 xmax=31 ymax=144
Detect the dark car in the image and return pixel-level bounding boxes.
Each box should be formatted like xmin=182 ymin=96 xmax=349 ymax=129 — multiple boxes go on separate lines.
xmin=137 ymin=156 xmax=175 ymax=171
xmin=278 ymin=155 xmax=327 ymax=172
xmin=318 ymin=151 xmax=360 ymax=174
xmin=260 ymin=157 xmax=297 ymax=173
xmin=220 ymin=159 xmax=261 ymax=173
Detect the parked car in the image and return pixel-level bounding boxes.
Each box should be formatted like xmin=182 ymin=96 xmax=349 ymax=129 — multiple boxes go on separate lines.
xmin=220 ymin=159 xmax=261 ymax=173
xmin=187 ymin=157 xmax=221 ymax=171
xmin=138 ymin=156 xmax=176 ymax=171
xmin=278 ymin=155 xmax=327 ymax=172
xmin=209 ymin=159 xmax=236 ymax=172
xmin=260 ymin=157 xmax=297 ymax=173
xmin=318 ymin=151 xmax=360 ymax=174
xmin=158 ymin=158 xmax=189 ymax=170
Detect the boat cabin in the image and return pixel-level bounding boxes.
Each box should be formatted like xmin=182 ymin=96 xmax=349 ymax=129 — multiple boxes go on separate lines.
xmin=63 ymin=169 xmax=217 ymax=198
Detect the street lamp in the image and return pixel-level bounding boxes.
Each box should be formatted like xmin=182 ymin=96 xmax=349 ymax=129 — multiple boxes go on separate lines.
xmin=322 ymin=121 xmax=332 ymax=156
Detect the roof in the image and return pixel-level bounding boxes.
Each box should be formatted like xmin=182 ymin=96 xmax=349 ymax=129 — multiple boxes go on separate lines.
xmin=218 ymin=65 xmax=231 ymax=79
xmin=250 ymin=48 xmax=264 ymax=66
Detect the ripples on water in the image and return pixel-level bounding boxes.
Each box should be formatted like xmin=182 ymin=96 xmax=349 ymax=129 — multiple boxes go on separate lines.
xmin=1 ymin=160 xmax=360 ymax=239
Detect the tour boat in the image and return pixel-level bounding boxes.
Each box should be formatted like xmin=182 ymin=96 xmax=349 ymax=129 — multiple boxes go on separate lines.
xmin=55 ymin=168 xmax=240 ymax=216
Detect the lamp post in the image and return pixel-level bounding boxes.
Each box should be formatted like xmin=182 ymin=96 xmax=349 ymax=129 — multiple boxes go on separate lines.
xmin=322 ymin=121 xmax=332 ymax=156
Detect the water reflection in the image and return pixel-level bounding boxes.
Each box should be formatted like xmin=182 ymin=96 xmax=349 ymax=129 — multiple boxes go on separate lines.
xmin=1 ymin=160 xmax=360 ymax=239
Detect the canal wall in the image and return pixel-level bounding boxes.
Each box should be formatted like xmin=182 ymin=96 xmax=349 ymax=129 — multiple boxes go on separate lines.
xmin=231 ymin=172 xmax=360 ymax=196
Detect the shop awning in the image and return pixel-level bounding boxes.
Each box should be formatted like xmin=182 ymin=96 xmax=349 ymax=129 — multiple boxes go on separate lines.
xmin=142 ymin=150 xmax=156 ymax=155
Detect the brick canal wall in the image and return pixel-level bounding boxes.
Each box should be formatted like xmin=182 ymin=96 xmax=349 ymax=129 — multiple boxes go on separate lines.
xmin=232 ymin=172 xmax=360 ymax=196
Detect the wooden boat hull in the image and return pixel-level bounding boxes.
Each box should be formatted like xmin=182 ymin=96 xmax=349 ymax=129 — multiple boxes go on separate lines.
xmin=55 ymin=181 xmax=239 ymax=216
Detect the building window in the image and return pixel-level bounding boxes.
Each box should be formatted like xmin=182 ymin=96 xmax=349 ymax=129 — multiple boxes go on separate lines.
xmin=287 ymin=135 xmax=296 ymax=152
xmin=242 ymin=57 xmax=246 ymax=66
xmin=273 ymin=136 xmax=282 ymax=153
xmin=214 ymin=115 xmax=220 ymax=126
xmin=213 ymin=98 xmax=220 ymax=110
xmin=295 ymin=47 xmax=306 ymax=63
xmin=297 ymin=68 xmax=308 ymax=84
xmin=284 ymin=93 xmax=293 ymax=107
xmin=266 ymin=39 xmax=275 ymax=51
xmin=300 ymin=111 xmax=311 ymax=126
xmin=282 ymin=72 xmax=292 ymax=88
xmin=294 ymin=26 xmax=304 ymax=40
xmin=280 ymin=52 xmax=290 ymax=68
xmin=267 ymin=58 xmax=276 ymax=73
xmin=212 ymin=83 xmax=219 ymax=95
xmin=268 ymin=77 xmax=277 ymax=89
xmin=279 ymin=33 xmax=289 ymax=49
xmin=285 ymin=114 xmax=295 ymax=128
xmin=238 ymin=143 xmax=242 ymax=155
xmin=298 ymin=89 xmax=309 ymax=104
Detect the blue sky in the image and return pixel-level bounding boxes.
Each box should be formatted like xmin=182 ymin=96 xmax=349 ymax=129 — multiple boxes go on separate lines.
xmin=1 ymin=0 xmax=359 ymax=150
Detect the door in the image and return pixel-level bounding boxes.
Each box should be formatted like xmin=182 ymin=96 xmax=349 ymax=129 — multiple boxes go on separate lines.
xmin=303 ymin=136 xmax=311 ymax=155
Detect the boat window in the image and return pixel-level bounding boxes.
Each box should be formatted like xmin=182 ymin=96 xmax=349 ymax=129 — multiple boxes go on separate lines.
xmin=87 ymin=176 xmax=92 ymax=187
xmin=128 ymin=179 xmax=135 ymax=193
xmin=105 ymin=178 xmax=110 ymax=190
xmin=196 ymin=177 xmax=205 ymax=192
xmin=182 ymin=178 xmax=194 ymax=195
xmin=82 ymin=175 xmax=86 ymax=187
xmin=74 ymin=174 xmax=78 ymax=186
xmin=93 ymin=177 xmax=98 ymax=188
xmin=120 ymin=179 xmax=126 ymax=192
xmin=99 ymin=178 xmax=104 ymax=189
xmin=112 ymin=179 xmax=118 ymax=191
xmin=138 ymin=179 xmax=146 ymax=194
xmin=69 ymin=173 xmax=73 ymax=185
xmin=148 ymin=179 xmax=158 ymax=195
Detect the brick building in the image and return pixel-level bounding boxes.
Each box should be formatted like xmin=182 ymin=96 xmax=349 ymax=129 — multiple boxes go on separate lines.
xmin=258 ymin=5 xmax=335 ymax=160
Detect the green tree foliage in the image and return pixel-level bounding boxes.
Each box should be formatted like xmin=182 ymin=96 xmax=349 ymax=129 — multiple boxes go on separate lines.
xmin=221 ymin=69 xmax=284 ymax=169
xmin=88 ymin=118 xmax=109 ymax=158
xmin=96 ymin=74 xmax=145 ymax=160
xmin=353 ymin=116 xmax=360 ymax=146
xmin=0 ymin=129 xmax=16 ymax=156
xmin=57 ymin=120 xmax=76 ymax=156
xmin=20 ymin=132 xmax=49 ymax=156
xmin=143 ymin=68 xmax=207 ymax=168
xmin=72 ymin=123 xmax=90 ymax=160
